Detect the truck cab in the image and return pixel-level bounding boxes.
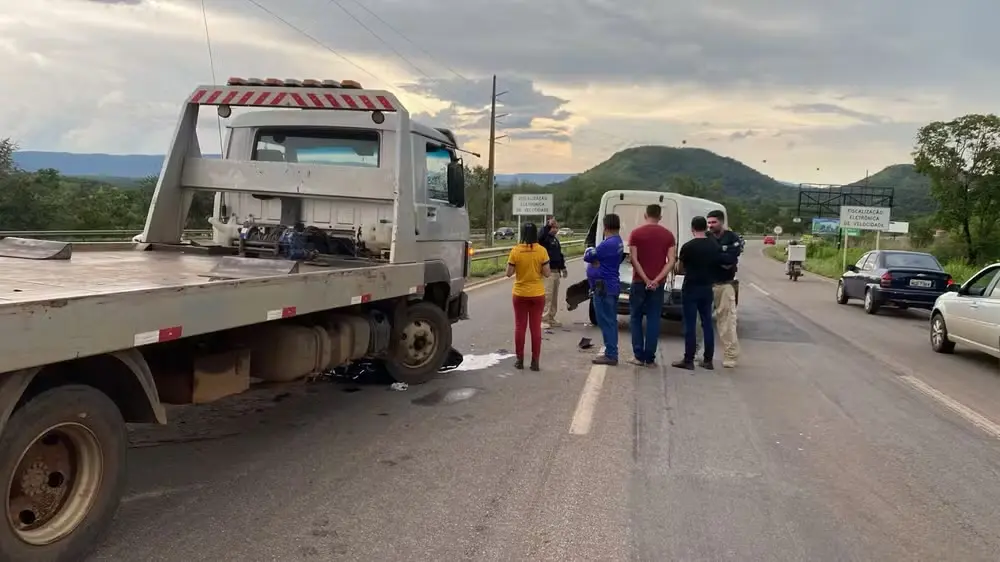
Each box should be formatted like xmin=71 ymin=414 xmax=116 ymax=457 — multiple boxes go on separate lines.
xmin=210 ymin=104 xmax=470 ymax=299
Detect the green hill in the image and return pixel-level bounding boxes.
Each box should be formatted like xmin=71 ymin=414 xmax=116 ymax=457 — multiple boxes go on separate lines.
xmin=846 ymin=164 xmax=936 ymax=219
xmin=555 ymin=146 xmax=796 ymax=202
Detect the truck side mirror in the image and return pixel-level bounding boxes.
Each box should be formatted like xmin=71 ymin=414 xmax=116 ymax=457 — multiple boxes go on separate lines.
xmin=446 ymin=162 xmax=465 ymax=207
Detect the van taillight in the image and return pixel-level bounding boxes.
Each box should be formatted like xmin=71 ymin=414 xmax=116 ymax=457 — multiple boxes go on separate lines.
xmin=947 ymin=277 xmax=954 ymax=286
xmin=880 ymin=272 xmax=892 ymax=287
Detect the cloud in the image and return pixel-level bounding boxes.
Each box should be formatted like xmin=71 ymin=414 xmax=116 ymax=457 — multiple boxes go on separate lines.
xmin=778 ymin=103 xmax=889 ymax=125
xmin=1 ymin=0 xmax=998 ymax=183
xmin=405 ymin=76 xmax=572 ymax=142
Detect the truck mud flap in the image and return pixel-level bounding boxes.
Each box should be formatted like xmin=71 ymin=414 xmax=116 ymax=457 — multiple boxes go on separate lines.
xmin=0 ymin=237 xmax=72 ymax=260
xmin=202 ymin=256 xmax=300 ymax=280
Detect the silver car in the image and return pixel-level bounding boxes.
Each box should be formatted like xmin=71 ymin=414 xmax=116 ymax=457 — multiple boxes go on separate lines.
xmin=930 ymin=262 xmax=1000 ymax=358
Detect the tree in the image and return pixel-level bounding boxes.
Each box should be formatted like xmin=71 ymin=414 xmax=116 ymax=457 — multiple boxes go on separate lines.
xmin=913 ymin=114 xmax=1000 ymax=263
xmin=0 ymin=137 xmax=15 ymax=175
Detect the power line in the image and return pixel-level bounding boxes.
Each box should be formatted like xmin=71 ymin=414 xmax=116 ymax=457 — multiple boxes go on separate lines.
xmin=348 ymin=0 xmax=470 ymax=83
xmin=341 ymin=0 xmax=648 ymax=158
xmin=241 ymin=0 xmax=391 ymax=92
xmin=325 ymin=0 xmax=433 ymax=80
xmin=199 ymin=0 xmax=225 ymax=154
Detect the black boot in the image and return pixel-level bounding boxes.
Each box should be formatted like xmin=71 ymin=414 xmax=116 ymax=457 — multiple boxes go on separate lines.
xmin=514 ymin=358 xmax=524 ymax=370
xmin=530 ymin=359 xmax=540 ymax=372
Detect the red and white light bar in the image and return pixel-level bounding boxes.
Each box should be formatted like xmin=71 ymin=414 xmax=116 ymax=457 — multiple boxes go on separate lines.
xmin=187 ymin=77 xmax=397 ymax=111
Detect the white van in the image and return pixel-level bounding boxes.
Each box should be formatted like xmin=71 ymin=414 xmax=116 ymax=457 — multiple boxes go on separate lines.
xmin=567 ymin=190 xmax=737 ymax=321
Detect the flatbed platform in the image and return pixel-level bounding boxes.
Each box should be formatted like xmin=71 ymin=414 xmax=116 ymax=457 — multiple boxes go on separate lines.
xmin=0 ymin=248 xmax=426 ymax=373
xmin=0 ymin=249 xmax=376 ymax=304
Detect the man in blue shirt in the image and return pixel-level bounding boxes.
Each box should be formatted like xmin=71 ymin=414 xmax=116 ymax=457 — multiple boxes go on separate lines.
xmin=583 ymin=213 xmax=624 ymax=366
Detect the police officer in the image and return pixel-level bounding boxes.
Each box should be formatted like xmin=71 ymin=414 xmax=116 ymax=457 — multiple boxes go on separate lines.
xmin=693 ymin=209 xmax=742 ymax=368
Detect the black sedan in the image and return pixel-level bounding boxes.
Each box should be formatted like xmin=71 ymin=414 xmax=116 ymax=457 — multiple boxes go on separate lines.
xmin=836 ymin=250 xmax=954 ymax=314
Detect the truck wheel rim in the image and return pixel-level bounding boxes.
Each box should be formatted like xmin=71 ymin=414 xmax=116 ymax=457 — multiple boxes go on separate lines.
xmin=7 ymin=423 xmax=103 ymax=546
xmin=401 ymin=320 xmax=437 ymax=368
xmin=865 ymin=291 xmax=872 ymax=308
xmin=837 ymin=283 xmax=843 ymax=299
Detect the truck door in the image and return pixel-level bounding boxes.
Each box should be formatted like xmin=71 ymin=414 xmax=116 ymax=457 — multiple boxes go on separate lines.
xmin=415 ymin=141 xmax=466 ymax=285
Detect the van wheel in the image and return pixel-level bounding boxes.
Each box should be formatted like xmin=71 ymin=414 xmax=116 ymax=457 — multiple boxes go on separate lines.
xmin=385 ymin=302 xmax=452 ymax=385
xmin=0 ymin=385 xmax=127 ymax=562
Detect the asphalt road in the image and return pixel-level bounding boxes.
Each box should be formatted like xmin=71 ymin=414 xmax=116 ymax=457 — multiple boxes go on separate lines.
xmin=90 ymin=242 xmax=1000 ymax=561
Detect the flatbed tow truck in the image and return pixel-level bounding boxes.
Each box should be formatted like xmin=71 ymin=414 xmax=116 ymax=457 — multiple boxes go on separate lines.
xmin=0 ymin=77 xmax=471 ymax=560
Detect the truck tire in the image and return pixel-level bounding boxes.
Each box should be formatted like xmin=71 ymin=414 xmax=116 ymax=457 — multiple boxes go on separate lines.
xmin=0 ymin=385 xmax=127 ymax=562
xmin=385 ymin=301 xmax=453 ymax=385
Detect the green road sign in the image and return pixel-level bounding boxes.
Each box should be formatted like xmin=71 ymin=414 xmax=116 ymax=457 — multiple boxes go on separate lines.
xmin=843 ymin=228 xmax=860 ymax=237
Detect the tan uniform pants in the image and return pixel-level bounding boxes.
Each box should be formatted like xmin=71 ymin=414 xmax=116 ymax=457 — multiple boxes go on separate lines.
xmin=695 ymin=282 xmax=740 ymax=361
xmin=543 ymin=272 xmax=562 ymax=323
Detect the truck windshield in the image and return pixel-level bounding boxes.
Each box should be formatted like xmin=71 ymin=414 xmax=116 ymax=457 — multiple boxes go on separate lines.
xmin=254 ymin=128 xmax=380 ymax=168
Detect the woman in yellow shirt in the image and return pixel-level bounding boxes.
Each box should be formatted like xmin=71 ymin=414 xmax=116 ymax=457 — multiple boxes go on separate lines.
xmin=506 ymin=222 xmax=551 ymax=371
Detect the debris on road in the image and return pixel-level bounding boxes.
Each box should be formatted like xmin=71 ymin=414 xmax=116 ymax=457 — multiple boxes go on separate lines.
xmin=389 ymin=382 xmax=409 ymax=391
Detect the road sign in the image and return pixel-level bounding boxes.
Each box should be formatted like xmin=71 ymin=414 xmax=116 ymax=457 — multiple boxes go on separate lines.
xmin=773 ymin=226 xmax=783 ymax=235
xmin=811 ymin=217 xmax=840 ymax=235
xmin=843 ymin=228 xmax=860 ymax=237
xmin=512 ymin=194 xmax=553 ymax=216
xmin=839 ymin=205 xmax=890 ymax=231
xmin=887 ymin=221 xmax=909 ymax=234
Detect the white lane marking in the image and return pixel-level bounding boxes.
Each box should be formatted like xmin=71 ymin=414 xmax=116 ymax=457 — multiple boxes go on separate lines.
xmin=748 ymin=282 xmax=770 ymax=297
xmin=898 ymin=375 xmax=1000 ymax=440
xmin=569 ymin=364 xmax=608 ymax=435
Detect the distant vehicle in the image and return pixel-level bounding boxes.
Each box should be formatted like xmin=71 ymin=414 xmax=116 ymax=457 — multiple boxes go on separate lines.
xmin=836 ymin=250 xmax=954 ymax=314
xmin=763 ymin=235 xmax=776 ymax=245
xmin=494 ymin=227 xmax=515 ymax=240
xmin=930 ymin=263 xmax=1000 ymax=358
xmin=557 ymin=227 xmax=573 ymax=237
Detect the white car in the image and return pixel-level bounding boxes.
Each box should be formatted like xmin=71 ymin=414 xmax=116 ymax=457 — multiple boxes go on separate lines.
xmin=930 ymin=262 xmax=1000 ymax=358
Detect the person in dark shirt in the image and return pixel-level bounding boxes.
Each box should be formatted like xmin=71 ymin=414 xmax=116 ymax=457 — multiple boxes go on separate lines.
xmin=706 ymin=209 xmax=741 ymax=367
xmin=583 ymin=213 xmax=624 ymax=366
xmin=672 ymin=216 xmax=719 ymax=371
xmin=538 ymin=218 xmax=567 ymax=328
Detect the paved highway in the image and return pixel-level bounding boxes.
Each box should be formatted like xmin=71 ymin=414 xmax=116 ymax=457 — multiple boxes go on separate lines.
xmin=91 ymin=241 xmax=1000 ymax=561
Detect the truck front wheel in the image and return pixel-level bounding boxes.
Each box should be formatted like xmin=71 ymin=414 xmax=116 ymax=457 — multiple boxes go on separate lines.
xmin=0 ymin=385 xmax=126 ymax=562
xmin=385 ymin=302 xmax=453 ymax=385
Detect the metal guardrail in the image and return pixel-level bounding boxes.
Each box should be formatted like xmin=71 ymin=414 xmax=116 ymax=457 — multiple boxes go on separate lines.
xmin=469 ymin=239 xmax=586 ymax=263
xmin=0 ymin=230 xmax=536 ymax=242
xmin=0 ymin=230 xmax=213 ymax=240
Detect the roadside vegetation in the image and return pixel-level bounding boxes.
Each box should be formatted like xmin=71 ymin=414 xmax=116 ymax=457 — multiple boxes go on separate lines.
xmin=764 ymin=236 xmax=985 ymax=283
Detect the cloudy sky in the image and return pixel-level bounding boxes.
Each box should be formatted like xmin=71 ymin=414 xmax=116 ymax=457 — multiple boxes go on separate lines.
xmin=1 ymin=0 xmax=996 ymax=183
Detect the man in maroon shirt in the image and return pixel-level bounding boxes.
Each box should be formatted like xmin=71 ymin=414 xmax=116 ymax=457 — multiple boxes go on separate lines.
xmin=627 ymin=204 xmax=676 ymax=366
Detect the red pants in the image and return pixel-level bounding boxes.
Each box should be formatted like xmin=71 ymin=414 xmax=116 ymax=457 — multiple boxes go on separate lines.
xmin=512 ymin=295 xmax=545 ymax=361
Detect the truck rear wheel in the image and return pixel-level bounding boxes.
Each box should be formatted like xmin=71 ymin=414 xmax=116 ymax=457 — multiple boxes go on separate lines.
xmin=0 ymin=385 xmax=126 ymax=562
xmin=385 ymin=302 xmax=453 ymax=385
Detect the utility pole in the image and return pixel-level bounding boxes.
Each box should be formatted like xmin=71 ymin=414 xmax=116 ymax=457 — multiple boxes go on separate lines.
xmin=486 ymin=75 xmax=507 ymax=247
